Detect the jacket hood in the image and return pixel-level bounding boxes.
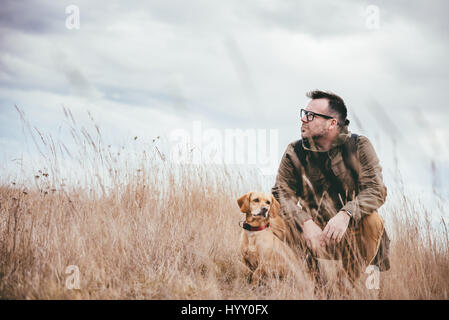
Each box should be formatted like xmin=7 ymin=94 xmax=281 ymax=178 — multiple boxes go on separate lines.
xmin=302 ymin=125 xmax=351 ymax=152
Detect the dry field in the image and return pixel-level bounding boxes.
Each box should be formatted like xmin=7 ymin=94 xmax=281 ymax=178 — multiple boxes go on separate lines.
xmin=0 ymin=111 xmax=448 ymax=299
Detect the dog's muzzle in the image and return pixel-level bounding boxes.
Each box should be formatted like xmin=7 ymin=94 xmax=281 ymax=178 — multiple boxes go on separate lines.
xmin=253 ymin=207 xmax=268 ymax=217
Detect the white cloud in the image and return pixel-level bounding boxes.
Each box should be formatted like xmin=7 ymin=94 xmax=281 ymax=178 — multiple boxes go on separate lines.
xmin=1 ymin=0 xmax=448 ymax=196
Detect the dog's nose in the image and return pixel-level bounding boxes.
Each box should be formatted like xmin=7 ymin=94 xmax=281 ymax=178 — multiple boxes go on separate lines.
xmin=260 ymin=207 xmax=268 ymax=214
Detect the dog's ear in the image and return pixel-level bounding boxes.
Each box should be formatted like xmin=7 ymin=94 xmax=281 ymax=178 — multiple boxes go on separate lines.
xmin=269 ymin=195 xmax=280 ymax=217
xmin=237 ymin=192 xmax=252 ymax=213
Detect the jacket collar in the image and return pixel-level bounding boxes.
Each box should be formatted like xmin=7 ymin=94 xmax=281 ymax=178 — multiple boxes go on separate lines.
xmin=302 ymin=125 xmax=351 ymax=153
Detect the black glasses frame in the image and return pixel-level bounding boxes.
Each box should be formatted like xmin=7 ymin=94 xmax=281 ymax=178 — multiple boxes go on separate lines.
xmin=300 ymin=108 xmax=335 ymax=122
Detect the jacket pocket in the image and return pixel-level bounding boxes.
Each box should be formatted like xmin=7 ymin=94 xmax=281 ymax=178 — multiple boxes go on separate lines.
xmin=331 ymin=154 xmax=346 ymax=179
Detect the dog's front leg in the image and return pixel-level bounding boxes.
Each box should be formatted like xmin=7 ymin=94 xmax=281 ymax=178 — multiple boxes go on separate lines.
xmin=251 ymin=266 xmax=265 ymax=285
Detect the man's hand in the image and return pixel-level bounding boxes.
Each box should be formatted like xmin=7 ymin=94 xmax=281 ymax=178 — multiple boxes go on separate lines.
xmin=302 ymin=219 xmax=324 ymax=254
xmin=321 ymin=211 xmax=350 ymax=246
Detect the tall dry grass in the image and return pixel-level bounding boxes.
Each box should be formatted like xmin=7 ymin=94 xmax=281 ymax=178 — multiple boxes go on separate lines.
xmin=0 ymin=108 xmax=448 ymax=299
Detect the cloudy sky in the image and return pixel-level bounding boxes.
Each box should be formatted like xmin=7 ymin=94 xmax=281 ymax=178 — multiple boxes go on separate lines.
xmin=1 ymin=0 xmax=449 ymax=200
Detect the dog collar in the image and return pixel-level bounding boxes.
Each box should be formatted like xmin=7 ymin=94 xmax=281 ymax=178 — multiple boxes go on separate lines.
xmin=242 ymin=222 xmax=270 ymax=232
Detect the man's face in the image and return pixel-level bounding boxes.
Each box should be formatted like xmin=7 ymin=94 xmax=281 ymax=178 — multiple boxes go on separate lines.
xmin=301 ymin=98 xmax=333 ymax=139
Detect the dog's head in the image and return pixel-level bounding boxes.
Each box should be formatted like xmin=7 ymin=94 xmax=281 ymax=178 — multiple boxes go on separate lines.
xmin=237 ymin=192 xmax=280 ymax=220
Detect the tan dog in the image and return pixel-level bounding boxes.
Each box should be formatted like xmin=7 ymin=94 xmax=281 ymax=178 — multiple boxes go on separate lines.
xmin=237 ymin=191 xmax=307 ymax=284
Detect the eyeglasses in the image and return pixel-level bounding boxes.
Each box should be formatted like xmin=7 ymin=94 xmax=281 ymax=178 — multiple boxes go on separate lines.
xmin=300 ymin=108 xmax=335 ymax=122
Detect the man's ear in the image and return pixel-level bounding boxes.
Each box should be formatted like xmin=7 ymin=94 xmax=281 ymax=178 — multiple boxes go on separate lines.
xmin=237 ymin=192 xmax=252 ymax=214
xmin=330 ymin=118 xmax=338 ymax=130
xmin=269 ymin=195 xmax=280 ymax=218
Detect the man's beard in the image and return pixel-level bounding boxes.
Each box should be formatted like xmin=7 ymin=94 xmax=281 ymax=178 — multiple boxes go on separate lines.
xmin=301 ymin=126 xmax=326 ymax=140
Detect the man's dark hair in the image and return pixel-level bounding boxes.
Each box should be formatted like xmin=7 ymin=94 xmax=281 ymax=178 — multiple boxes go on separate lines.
xmin=306 ymin=90 xmax=350 ymax=128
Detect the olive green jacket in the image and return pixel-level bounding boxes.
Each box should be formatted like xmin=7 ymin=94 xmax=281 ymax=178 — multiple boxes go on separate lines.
xmin=272 ymin=126 xmax=387 ymax=228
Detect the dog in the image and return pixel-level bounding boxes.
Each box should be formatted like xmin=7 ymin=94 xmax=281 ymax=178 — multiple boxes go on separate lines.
xmin=237 ymin=191 xmax=307 ymax=284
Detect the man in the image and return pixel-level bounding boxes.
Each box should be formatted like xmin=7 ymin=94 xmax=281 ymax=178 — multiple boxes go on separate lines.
xmin=272 ymin=90 xmax=390 ymax=287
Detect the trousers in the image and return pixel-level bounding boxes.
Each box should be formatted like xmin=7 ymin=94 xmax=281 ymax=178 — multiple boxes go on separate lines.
xmin=287 ymin=211 xmax=385 ymax=282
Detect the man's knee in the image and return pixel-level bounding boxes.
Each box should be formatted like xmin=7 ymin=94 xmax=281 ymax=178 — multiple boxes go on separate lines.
xmin=360 ymin=211 xmax=385 ymax=242
xmin=359 ymin=211 xmax=385 ymax=264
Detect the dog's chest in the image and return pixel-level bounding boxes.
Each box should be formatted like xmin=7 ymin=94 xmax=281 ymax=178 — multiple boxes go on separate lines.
xmin=244 ymin=229 xmax=267 ymax=252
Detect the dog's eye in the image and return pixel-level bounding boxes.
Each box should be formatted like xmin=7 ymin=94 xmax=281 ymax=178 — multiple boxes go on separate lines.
xmin=253 ymin=198 xmax=259 ymax=202
xmin=266 ymin=200 xmax=271 ymax=204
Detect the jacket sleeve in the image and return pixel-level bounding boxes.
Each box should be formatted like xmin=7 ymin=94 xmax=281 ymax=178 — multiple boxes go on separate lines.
xmin=271 ymin=145 xmax=313 ymax=226
xmin=341 ymin=136 xmax=387 ymax=222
